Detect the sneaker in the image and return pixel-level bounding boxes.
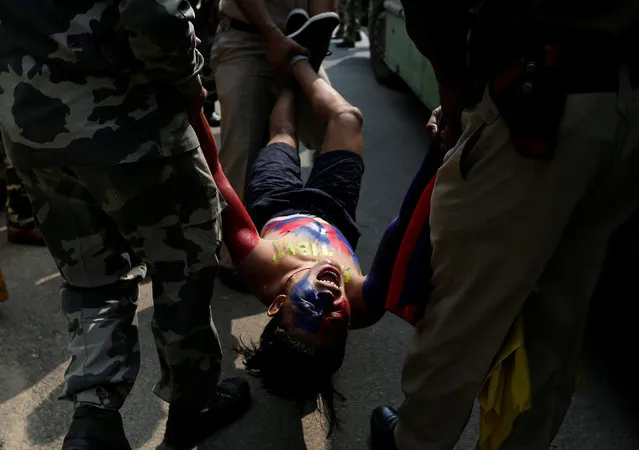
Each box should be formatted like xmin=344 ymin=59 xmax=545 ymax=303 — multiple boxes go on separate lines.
xmin=202 ymin=101 xmax=220 ymax=127
xmin=62 ymin=405 xmax=132 ymax=450
xmin=285 ymin=8 xmax=309 ymax=36
xmin=207 ymin=111 xmax=221 ymax=127
xmin=288 ymin=12 xmax=340 ymax=71
xmin=159 ymin=377 xmax=252 ymax=449
xmin=7 ymin=227 xmax=46 ymax=246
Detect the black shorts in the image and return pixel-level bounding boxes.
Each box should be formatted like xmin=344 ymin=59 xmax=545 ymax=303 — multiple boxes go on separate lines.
xmin=245 ymin=143 xmax=364 ymax=249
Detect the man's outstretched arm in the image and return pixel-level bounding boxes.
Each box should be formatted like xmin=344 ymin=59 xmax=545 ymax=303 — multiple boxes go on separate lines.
xmin=353 ymin=143 xmax=444 ymax=328
xmin=190 ymin=112 xmax=261 ymax=266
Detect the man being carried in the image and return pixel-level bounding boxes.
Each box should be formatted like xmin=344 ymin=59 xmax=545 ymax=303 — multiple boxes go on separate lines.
xmin=214 ymin=45 xmax=372 ymax=430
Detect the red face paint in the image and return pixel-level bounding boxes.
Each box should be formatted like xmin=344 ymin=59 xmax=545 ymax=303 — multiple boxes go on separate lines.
xmin=317 ymin=296 xmax=351 ymax=342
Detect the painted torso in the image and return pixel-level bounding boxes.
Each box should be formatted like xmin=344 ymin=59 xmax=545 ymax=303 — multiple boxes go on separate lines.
xmin=261 ymin=214 xmax=361 ymax=283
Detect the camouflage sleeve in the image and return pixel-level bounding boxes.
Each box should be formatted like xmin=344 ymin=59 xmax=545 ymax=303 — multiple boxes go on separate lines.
xmin=119 ymin=0 xmax=204 ymax=94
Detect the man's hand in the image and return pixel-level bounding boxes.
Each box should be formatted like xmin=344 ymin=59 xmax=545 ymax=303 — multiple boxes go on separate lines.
xmin=426 ymin=106 xmax=455 ymax=153
xmin=266 ymin=27 xmax=307 ymax=72
xmin=186 ymin=85 xmax=208 ymax=123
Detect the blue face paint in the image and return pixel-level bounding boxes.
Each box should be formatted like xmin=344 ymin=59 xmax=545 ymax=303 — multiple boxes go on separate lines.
xmin=289 ymin=273 xmax=335 ymax=334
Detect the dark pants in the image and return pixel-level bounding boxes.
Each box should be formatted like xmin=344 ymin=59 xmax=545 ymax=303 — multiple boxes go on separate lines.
xmin=245 ymin=143 xmax=364 ymax=248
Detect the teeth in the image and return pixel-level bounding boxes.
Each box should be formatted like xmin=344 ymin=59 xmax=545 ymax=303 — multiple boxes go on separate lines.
xmin=320 ymin=279 xmax=338 ymax=288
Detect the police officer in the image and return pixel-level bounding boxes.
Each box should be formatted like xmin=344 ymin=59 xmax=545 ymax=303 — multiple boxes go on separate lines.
xmin=369 ymin=0 xmax=639 ymax=449
xmin=0 ymin=1 xmax=250 ymax=448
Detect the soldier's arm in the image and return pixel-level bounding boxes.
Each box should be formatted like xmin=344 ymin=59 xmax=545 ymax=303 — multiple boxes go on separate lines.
xmin=118 ymin=0 xmax=203 ymax=94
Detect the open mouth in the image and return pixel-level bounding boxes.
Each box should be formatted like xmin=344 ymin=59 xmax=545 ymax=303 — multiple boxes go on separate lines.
xmin=316 ymin=267 xmax=342 ymax=291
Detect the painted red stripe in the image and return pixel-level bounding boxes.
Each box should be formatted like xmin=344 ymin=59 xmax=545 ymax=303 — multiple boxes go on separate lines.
xmin=386 ymin=175 xmax=437 ymax=316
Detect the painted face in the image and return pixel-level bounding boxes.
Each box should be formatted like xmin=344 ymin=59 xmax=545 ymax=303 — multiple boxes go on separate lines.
xmin=285 ymin=263 xmax=351 ymax=343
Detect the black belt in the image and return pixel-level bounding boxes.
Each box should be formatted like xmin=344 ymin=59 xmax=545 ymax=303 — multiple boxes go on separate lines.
xmin=229 ymin=18 xmax=261 ymax=34
xmin=483 ymin=38 xmax=639 ymax=94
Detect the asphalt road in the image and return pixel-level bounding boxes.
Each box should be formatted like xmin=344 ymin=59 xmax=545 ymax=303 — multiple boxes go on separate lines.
xmin=1 ymin=35 xmax=639 ymax=450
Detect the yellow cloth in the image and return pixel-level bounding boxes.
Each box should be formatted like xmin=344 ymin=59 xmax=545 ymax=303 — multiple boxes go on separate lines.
xmin=0 ymin=267 xmax=8 ymax=302
xmin=478 ymin=314 xmax=530 ymax=450
xmin=479 ymin=314 xmax=581 ymax=449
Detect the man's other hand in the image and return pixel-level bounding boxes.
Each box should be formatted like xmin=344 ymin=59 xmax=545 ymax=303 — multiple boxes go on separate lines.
xmin=426 ymin=106 xmax=454 ymax=153
xmin=186 ymin=85 xmax=208 ymax=122
xmin=266 ymin=27 xmax=308 ymax=72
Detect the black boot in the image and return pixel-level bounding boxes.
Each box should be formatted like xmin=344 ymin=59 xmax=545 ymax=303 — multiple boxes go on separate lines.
xmin=62 ymin=405 xmax=132 ymax=450
xmin=370 ymin=405 xmax=399 ymax=450
xmin=335 ymin=38 xmax=356 ymax=48
xmin=7 ymin=226 xmax=46 ymax=246
xmin=159 ymin=377 xmax=252 ymax=449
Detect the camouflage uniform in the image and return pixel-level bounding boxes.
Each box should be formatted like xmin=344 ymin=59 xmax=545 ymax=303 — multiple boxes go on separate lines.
xmin=339 ymin=0 xmax=361 ymax=43
xmin=1 ymin=141 xmax=36 ymax=232
xmin=0 ymin=0 xmax=226 ymax=410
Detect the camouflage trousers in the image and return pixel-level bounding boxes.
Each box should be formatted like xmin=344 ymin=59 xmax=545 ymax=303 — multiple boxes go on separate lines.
xmin=1 ymin=143 xmax=36 ymax=230
xmin=338 ymin=0 xmax=361 ymax=42
xmin=17 ymin=149 xmax=225 ymax=410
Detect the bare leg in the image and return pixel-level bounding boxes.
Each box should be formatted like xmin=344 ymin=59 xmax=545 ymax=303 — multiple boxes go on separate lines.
xmin=267 ymin=87 xmax=297 ymax=149
xmin=291 ymin=58 xmax=363 ymax=155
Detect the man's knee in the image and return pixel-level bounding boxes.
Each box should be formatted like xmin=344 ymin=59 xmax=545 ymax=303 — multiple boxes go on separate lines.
xmin=324 ymin=106 xmax=364 ymax=155
xmin=270 ymin=116 xmax=296 ymax=141
xmin=330 ymin=106 xmax=364 ymax=133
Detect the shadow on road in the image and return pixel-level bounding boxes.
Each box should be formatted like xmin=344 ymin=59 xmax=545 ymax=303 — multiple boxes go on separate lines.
xmin=0 ymin=245 xmax=68 ymax=408
xmin=199 ymin=283 xmax=311 ymax=449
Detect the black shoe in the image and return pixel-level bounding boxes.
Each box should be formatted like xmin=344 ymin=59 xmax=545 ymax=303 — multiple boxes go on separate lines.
xmin=370 ymin=405 xmax=399 ymax=450
xmin=285 ymin=8 xmax=309 ymax=36
xmin=335 ymin=38 xmax=355 ymax=48
xmin=7 ymin=226 xmax=46 ymax=246
xmin=219 ymin=266 xmax=250 ymax=293
xmin=288 ymin=12 xmax=340 ymax=71
xmin=159 ymin=377 xmax=252 ymax=449
xmin=62 ymin=405 xmax=132 ymax=450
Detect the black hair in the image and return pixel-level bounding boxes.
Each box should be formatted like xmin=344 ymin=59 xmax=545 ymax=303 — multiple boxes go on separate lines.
xmin=236 ymin=310 xmax=347 ymax=435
